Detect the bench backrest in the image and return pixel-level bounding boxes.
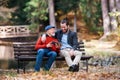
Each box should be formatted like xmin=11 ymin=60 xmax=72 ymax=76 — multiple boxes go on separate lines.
xmin=13 ymin=42 xmax=36 ymax=59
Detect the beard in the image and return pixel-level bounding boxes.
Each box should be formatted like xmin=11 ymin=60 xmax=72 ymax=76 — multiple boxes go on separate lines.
xmin=51 ymin=33 xmax=55 ymax=37
xmin=62 ymin=29 xmax=69 ymax=33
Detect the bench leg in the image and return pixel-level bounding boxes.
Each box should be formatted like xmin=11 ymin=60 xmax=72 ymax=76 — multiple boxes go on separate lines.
xmin=17 ymin=59 xmax=20 ymax=73
xmin=85 ymin=59 xmax=88 ymax=72
xmin=51 ymin=61 xmax=56 ymax=68
xmin=23 ymin=61 xmax=26 ymax=73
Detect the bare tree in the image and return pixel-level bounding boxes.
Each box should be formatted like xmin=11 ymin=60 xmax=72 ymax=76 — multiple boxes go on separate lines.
xmin=100 ymin=0 xmax=110 ymax=40
xmin=116 ymin=0 xmax=120 ymax=27
xmin=109 ymin=0 xmax=117 ymax=31
xmin=48 ymin=0 xmax=56 ymax=67
xmin=116 ymin=0 xmax=120 ymax=11
xmin=48 ymin=0 xmax=56 ymax=26
xmin=74 ymin=11 xmax=77 ymax=32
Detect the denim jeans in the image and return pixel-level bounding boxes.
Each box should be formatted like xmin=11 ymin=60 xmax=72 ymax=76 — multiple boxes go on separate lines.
xmin=34 ymin=48 xmax=57 ymax=71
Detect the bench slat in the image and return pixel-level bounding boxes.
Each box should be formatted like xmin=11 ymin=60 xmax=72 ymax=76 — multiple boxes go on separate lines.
xmin=15 ymin=55 xmax=93 ymax=61
xmin=14 ymin=52 xmax=36 ymax=55
xmin=14 ymin=48 xmax=36 ymax=51
xmin=14 ymin=45 xmax=35 ymax=48
xmin=13 ymin=42 xmax=36 ymax=45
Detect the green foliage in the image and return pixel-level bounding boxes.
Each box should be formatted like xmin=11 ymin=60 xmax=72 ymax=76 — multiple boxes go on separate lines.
xmin=55 ymin=0 xmax=102 ymax=34
xmin=109 ymin=11 xmax=120 ymax=17
xmin=79 ymin=0 xmax=102 ymax=33
xmin=24 ymin=0 xmax=48 ymax=30
xmin=55 ymin=0 xmax=80 ymax=14
xmin=0 ymin=16 xmax=4 ymax=20
xmin=109 ymin=11 xmax=120 ymax=37
xmin=0 ymin=71 xmax=17 ymax=77
xmin=1 ymin=0 xmax=102 ymax=34
xmin=7 ymin=0 xmax=30 ymax=25
xmin=29 ymin=23 xmax=39 ymax=32
xmin=89 ymin=26 xmax=103 ymax=35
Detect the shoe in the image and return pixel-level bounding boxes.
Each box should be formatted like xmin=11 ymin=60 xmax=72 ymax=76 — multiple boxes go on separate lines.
xmin=43 ymin=67 xmax=49 ymax=71
xmin=68 ymin=65 xmax=74 ymax=71
xmin=68 ymin=64 xmax=79 ymax=72
xmin=73 ymin=64 xmax=79 ymax=72
xmin=43 ymin=65 xmax=50 ymax=71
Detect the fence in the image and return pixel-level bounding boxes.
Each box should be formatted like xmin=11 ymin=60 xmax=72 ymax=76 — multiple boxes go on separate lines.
xmin=0 ymin=25 xmax=38 ymax=60
xmin=0 ymin=25 xmax=35 ymax=38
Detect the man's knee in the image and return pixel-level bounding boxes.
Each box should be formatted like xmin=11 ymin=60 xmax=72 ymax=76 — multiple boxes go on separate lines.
xmin=60 ymin=50 xmax=70 ymax=57
xmin=37 ymin=49 xmax=45 ymax=55
xmin=74 ymin=50 xmax=82 ymax=56
xmin=51 ymin=51 xmax=57 ymax=57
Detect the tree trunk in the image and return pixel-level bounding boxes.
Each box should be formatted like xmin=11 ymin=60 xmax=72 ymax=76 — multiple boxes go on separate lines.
xmin=116 ymin=0 xmax=120 ymax=11
xmin=116 ymin=0 xmax=120 ymax=27
xmin=48 ymin=0 xmax=56 ymax=67
xmin=109 ymin=0 xmax=117 ymax=31
xmin=100 ymin=0 xmax=110 ymax=40
xmin=74 ymin=11 xmax=77 ymax=32
xmin=48 ymin=0 xmax=56 ymax=26
xmin=114 ymin=0 xmax=120 ymax=48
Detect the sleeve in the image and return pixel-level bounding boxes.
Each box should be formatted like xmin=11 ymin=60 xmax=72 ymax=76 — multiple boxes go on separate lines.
xmin=72 ymin=32 xmax=79 ymax=50
xmin=51 ymin=46 xmax=60 ymax=54
xmin=50 ymin=39 xmax=60 ymax=53
xmin=35 ymin=37 xmax=47 ymax=50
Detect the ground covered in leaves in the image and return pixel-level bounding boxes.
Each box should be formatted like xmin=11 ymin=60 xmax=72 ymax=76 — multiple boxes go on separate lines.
xmin=0 ymin=65 xmax=120 ymax=80
xmin=0 ymin=40 xmax=120 ymax=80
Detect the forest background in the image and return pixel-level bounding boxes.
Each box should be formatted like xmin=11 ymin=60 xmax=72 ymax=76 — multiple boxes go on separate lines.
xmin=0 ymin=0 xmax=120 ymax=79
xmin=1 ymin=0 xmax=120 ymax=41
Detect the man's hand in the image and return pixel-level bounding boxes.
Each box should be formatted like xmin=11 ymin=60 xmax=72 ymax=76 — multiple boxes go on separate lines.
xmin=55 ymin=42 xmax=61 ymax=48
xmin=46 ymin=42 xmax=52 ymax=48
xmin=69 ymin=49 xmax=74 ymax=56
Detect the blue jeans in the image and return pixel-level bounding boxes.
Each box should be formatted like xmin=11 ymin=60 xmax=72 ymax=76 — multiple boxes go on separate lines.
xmin=34 ymin=48 xmax=57 ymax=71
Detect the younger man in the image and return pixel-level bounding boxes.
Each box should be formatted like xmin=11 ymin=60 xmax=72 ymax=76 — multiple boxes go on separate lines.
xmin=55 ymin=18 xmax=82 ymax=72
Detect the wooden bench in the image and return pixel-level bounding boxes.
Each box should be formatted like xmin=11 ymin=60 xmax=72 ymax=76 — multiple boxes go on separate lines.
xmin=13 ymin=40 xmax=93 ymax=73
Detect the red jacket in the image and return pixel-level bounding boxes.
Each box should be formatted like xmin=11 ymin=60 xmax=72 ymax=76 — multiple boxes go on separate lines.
xmin=35 ymin=35 xmax=60 ymax=53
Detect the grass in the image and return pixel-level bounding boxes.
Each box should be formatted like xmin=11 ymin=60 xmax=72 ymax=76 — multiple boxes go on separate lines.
xmin=0 ymin=70 xmax=17 ymax=77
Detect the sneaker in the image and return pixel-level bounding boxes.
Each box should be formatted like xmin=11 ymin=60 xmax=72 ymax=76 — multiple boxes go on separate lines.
xmin=68 ymin=65 xmax=74 ymax=71
xmin=73 ymin=64 xmax=79 ymax=72
xmin=43 ymin=67 xmax=49 ymax=71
